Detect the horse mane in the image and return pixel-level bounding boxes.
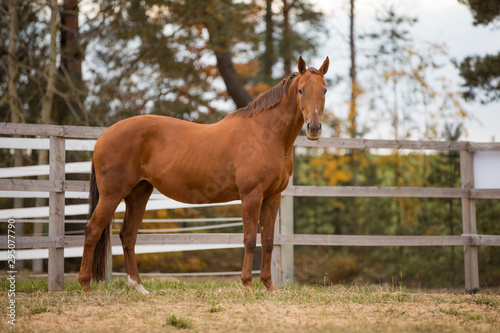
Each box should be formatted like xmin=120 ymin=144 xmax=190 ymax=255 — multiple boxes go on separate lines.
xmin=231 ymin=68 xmax=324 ymax=118
xmin=229 ymin=71 xmax=306 ymax=118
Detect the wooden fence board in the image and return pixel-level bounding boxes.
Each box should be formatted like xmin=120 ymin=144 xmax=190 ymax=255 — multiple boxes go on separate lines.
xmin=0 ymin=179 xmax=63 ymax=192
xmin=275 ymin=234 xmax=469 ymax=246
xmin=460 ymin=150 xmax=480 ymax=293
xmin=0 ymin=236 xmax=65 ymax=249
xmin=294 ymin=137 xmax=470 ymax=151
xmin=64 ymin=180 xmax=89 ymax=192
xmin=282 ymin=185 xmax=468 ymax=198
xmin=0 ymin=122 xmax=105 ymax=139
xmin=469 ymin=142 xmax=500 ymax=152
xmin=470 ymin=189 xmax=500 ymax=199
xmin=3 ymin=233 xmax=499 ymax=250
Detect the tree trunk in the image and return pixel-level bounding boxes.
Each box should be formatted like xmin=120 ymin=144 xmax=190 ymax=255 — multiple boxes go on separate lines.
xmin=8 ymin=0 xmax=25 ymax=269
xmin=282 ymin=0 xmax=292 ymax=75
xmin=263 ymin=0 xmax=274 ymax=83
xmin=348 ymin=0 xmax=360 ymax=187
xmin=348 ymin=0 xmax=357 ymax=139
xmin=59 ymin=0 xmax=86 ymax=123
xmin=34 ymin=0 xmax=59 ymax=273
xmin=7 ymin=0 xmax=21 ymax=124
xmin=215 ymin=51 xmax=253 ymax=108
xmin=203 ymin=3 xmax=253 ymax=109
xmin=60 ymin=0 xmax=82 ymax=82
xmin=41 ymin=0 xmax=59 ymax=124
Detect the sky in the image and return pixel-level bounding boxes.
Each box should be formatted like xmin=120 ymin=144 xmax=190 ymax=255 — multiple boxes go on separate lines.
xmin=311 ymin=0 xmax=500 ymax=142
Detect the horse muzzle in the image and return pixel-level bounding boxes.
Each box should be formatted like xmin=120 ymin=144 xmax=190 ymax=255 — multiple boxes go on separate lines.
xmin=306 ymin=122 xmax=322 ymax=140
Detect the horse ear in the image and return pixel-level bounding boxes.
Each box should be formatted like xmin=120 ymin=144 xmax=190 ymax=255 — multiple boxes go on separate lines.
xmin=298 ymin=56 xmax=307 ymax=74
xmin=319 ymin=57 xmax=329 ymax=75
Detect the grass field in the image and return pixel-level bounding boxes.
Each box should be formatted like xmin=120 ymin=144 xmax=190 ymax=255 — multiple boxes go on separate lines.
xmin=1 ymin=276 xmax=499 ymax=332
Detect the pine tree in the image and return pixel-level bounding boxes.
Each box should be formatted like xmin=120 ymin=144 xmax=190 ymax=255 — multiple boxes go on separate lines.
xmin=458 ymin=0 xmax=500 ymax=103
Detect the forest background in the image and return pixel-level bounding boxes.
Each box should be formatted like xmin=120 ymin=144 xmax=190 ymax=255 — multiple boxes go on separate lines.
xmin=1 ymin=0 xmax=499 ymax=288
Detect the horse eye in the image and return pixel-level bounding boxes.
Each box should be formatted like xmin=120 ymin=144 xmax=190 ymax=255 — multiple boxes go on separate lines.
xmin=298 ymin=88 xmax=303 ymax=95
xmin=323 ymin=89 xmax=327 ymax=95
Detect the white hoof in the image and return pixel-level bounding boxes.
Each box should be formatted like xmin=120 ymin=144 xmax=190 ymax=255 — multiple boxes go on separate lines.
xmin=127 ymin=275 xmax=150 ymax=295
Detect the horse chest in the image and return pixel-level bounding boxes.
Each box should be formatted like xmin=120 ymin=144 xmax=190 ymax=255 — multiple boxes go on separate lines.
xmin=247 ymin=153 xmax=292 ymax=194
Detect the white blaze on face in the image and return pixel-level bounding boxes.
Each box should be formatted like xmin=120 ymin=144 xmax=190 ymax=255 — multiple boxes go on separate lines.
xmin=127 ymin=275 xmax=149 ymax=295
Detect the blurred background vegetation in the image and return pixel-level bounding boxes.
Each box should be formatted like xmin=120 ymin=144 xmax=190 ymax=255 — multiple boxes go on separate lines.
xmin=1 ymin=0 xmax=499 ymax=288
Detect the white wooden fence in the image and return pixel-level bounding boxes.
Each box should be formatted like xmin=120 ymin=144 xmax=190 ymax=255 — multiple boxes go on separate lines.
xmin=1 ymin=122 xmax=500 ymax=293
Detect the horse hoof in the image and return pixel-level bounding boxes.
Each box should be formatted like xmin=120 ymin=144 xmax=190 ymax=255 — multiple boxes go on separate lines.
xmin=243 ymin=284 xmax=254 ymax=292
xmin=81 ymin=288 xmax=93 ymax=296
xmin=127 ymin=276 xmax=150 ymax=295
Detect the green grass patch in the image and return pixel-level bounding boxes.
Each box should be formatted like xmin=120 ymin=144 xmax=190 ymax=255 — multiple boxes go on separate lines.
xmin=474 ymin=294 xmax=499 ymax=307
xmin=208 ymin=303 xmax=225 ymax=313
xmin=30 ymin=305 xmax=48 ymax=314
xmin=165 ymin=314 xmax=192 ymax=329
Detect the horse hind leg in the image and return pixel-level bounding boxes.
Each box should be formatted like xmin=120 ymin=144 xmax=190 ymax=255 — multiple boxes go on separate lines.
xmin=79 ymin=196 xmax=122 ymax=294
xmin=120 ymin=180 xmax=153 ymax=295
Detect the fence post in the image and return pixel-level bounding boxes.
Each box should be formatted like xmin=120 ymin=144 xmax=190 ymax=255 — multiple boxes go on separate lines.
xmin=105 ymin=236 xmax=112 ymax=282
xmin=279 ymin=176 xmax=294 ymax=287
xmin=460 ymin=149 xmax=479 ymax=293
xmin=271 ymin=214 xmax=282 ymax=288
xmin=48 ymin=136 xmax=65 ymax=291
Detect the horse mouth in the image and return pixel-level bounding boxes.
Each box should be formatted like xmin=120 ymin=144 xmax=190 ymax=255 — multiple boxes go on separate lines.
xmin=306 ymin=123 xmax=321 ymax=140
xmin=306 ymin=134 xmax=320 ymax=141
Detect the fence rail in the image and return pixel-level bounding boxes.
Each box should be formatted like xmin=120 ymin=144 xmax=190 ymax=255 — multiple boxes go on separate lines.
xmin=3 ymin=234 xmax=500 ymax=250
xmin=1 ymin=122 xmax=500 ymax=293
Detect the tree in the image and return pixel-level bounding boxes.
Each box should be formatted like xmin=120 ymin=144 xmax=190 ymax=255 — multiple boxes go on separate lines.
xmin=458 ymin=0 xmax=500 ymax=103
xmin=82 ymin=0 xmax=261 ymax=123
xmin=362 ymin=6 xmax=468 ymax=140
xmin=54 ymin=0 xmax=87 ymax=124
xmin=347 ymin=0 xmax=363 ymax=188
xmin=458 ymin=0 xmax=500 ymax=25
xmin=458 ymin=52 xmax=500 ymax=103
xmin=200 ymin=1 xmax=254 ymax=108
xmin=262 ymin=0 xmax=275 ymax=83
xmin=34 ymin=0 xmax=60 ymax=273
xmin=348 ymin=0 xmax=359 ymax=140
xmin=278 ymin=0 xmax=325 ymax=76
xmin=5 ymin=0 xmax=25 ymax=269
xmin=0 ymin=1 xmax=59 ymax=124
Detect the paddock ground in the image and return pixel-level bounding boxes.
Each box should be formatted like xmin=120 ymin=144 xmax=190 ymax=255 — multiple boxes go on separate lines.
xmin=1 ymin=276 xmax=499 ymax=333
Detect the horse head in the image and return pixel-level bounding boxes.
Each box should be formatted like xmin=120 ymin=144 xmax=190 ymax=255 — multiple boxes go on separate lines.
xmin=296 ymin=56 xmax=329 ymax=140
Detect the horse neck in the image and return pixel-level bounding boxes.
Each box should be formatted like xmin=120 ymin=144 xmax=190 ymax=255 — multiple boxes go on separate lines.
xmin=257 ymin=79 xmax=304 ymax=153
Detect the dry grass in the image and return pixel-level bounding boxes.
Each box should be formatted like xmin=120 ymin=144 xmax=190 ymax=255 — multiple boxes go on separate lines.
xmin=1 ymin=276 xmax=499 ymax=332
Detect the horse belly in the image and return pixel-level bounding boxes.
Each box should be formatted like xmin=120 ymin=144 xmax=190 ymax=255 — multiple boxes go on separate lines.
xmin=148 ymin=157 xmax=239 ymax=204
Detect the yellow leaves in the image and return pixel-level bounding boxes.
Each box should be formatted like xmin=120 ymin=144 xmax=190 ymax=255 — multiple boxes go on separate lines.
xmin=157 ymin=209 xmax=167 ymax=219
xmin=308 ymin=153 xmax=353 ymax=186
xmin=202 ymin=65 xmax=219 ymax=78
xmin=246 ymin=82 xmax=272 ymax=99
xmin=234 ymin=60 xmax=259 ymax=78
xmin=383 ymin=70 xmax=407 ymax=82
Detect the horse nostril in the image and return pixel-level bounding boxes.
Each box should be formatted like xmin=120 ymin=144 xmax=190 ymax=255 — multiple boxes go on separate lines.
xmin=307 ymin=123 xmax=311 ymax=131
xmin=318 ymin=123 xmax=322 ymax=130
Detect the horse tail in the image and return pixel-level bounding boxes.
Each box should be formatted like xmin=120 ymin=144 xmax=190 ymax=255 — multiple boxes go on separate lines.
xmin=88 ymin=160 xmax=110 ymax=282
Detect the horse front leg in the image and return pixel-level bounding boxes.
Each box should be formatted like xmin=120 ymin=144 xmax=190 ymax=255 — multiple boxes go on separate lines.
xmin=259 ymin=194 xmax=281 ymax=291
xmin=240 ymin=192 xmax=263 ymax=291
xmin=120 ymin=181 xmax=153 ymax=295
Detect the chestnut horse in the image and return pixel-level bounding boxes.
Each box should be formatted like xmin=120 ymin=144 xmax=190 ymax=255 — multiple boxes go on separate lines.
xmin=78 ymin=56 xmax=329 ymax=295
